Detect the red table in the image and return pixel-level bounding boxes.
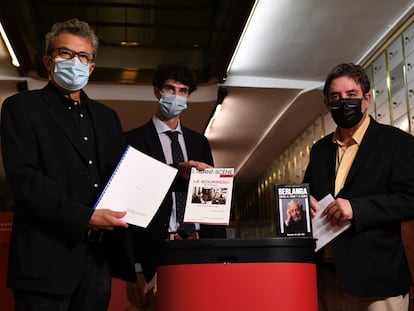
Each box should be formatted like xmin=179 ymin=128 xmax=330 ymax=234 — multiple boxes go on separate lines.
xmin=157 ymin=238 xmax=318 ymax=311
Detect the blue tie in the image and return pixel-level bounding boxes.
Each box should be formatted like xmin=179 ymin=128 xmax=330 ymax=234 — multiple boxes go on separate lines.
xmin=165 ymin=131 xmax=195 ymax=237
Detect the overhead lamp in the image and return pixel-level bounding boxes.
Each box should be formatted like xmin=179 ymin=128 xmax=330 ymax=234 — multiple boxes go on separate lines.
xmin=204 ymin=104 xmax=222 ymax=137
xmin=120 ymin=41 xmax=139 ymax=47
xmin=0 ymin=22 xmax=20 ymax=67
xmin=204 ymin=86 xmax=228 ymax=137
xmin=120 ymin=7 xmax=139 ymax=47
xmin=226 ymin=0 xmax=260 ymax=74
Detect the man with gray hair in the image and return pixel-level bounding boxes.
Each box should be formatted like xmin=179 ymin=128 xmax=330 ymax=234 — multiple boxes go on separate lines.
xmin=1 ymin=18 xmax=135 ymax=311
xmin=284 ymin=199 xmax=306 ymax=234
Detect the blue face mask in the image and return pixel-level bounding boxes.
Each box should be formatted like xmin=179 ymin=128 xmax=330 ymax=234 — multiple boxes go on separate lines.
xmin=159 ymin=92 xmax=187 ymax=118
xmin=53 ymin=57 xmax=90 ymax=91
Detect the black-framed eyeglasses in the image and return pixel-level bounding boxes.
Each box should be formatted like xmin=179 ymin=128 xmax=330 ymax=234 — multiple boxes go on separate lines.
xmin=54 ymin=47 xmax=94 ymax=64
xmin=328 ymin=98 xmax=362 ymax=110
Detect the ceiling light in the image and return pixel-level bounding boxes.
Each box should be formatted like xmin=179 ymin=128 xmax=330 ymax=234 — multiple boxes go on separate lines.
xmin=120 ymin=41 xmax=139 ymax=47
xmin=226 ymin=0 xmax=260 ymax=74
xmin=204 ymin=104 xmax=222 ymax=137
xmin=204 ymin=87 xmax=228 ymax=137
xmin=119 ymin=7 xmax=139 ymax=48
xmin=0 ymin=22 xmax=20 ymax=67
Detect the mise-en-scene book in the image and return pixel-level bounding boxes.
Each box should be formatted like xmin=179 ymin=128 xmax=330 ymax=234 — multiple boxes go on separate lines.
xmin=184 ymin=167 xmax=234 ymax=225
xmin=274 ymin=183 xmax=312 ymax=237
xmin=94 ymin=145 xmax=178 ymax=228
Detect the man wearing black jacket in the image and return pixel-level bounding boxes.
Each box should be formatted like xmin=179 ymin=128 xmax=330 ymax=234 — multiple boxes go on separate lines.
xmin=125 ymin=63 xmax=226 ymax=310
xmin=1 ymin=19 xmax=135 ymax=311
xmin=304 ymin=63 xmax=414 ymax=310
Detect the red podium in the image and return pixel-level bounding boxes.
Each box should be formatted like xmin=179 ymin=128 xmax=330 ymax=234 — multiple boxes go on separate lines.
xmin=157 ymin=238 xmax=318 ymax=311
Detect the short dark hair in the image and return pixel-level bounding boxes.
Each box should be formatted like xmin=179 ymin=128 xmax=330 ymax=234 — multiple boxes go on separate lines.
xmin=152 ymin=63 xmax=198 ymax=94
xmin=323 ymin=63 xmax=370 ymax=98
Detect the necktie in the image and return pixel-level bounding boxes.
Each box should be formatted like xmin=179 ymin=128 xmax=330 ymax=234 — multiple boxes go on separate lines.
xmin=165 ymin=131 xmax=195 ymax=237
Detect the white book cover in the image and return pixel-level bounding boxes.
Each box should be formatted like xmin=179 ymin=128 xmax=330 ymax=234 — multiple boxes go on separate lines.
xmin=94 ymin=145 xmax=177 ymax=228
xmin=184 ymin=167 xmax=234 ymax=225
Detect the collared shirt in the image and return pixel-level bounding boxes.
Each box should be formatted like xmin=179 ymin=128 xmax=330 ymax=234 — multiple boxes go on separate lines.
xmin=152 ymin=115 xmax=200 ymax=232
xmin=53 ymin=84 xmax=102 ymax=205
xmin=152 ymin=115 xmax=188 ymax=164
xmin=333 ymin=116 xmax=370 ymax=196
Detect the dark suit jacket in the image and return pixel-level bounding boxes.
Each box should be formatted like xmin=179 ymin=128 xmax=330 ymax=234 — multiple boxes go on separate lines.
xmin=303 ymin=116 xmax=414 ymax=297
xmin=124 ymin=119 xmax=226 ymax=280
xmin=1 ymin=83 xmax=136 ymax=295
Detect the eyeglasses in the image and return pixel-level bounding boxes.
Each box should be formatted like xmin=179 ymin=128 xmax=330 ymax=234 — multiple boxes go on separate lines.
xmin=328 ymin=98 xmax=362 ymax=109
xmin=54 ymin=47 xmax=94 ymax=64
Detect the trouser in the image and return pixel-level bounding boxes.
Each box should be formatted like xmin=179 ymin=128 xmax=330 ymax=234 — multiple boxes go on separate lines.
xmin=342 ymin=292 xmax=409 ymax=311
xmin=14 ymin=242 xmax=111 ymax=311
xmin=317 ymin=262 xmax=409 ymax=311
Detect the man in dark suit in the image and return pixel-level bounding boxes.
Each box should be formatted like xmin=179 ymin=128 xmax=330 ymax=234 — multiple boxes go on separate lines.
xmin=303 ymin=63 xmax=414 ymax=310
xmin=1 ymin=19 xmax=135 ymax=311
xmin=124 ymin=63 xmax=226 ymax=310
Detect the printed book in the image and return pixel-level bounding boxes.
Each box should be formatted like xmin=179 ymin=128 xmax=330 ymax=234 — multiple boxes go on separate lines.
xmin=274 ymin=183 xmax=312 ymax=237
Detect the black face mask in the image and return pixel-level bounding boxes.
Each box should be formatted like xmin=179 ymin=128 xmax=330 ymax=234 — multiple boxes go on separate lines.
xmin=329 ymin=98 xmax=363 ymax=129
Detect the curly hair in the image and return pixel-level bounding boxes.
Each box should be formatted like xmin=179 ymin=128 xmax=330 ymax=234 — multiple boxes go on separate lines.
xmin=323 ymin=63 xmax=371 ymax=98
xmin=44 ymin=18 xmax=99 ymax=57
xmin=152 ymin=63 xmax=198 ymax=94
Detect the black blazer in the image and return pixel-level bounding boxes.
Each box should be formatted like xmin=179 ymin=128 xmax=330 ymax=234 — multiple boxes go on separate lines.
xmin=125 ymin=120 xmax=226 ymax=279
xmin=303 ymin=116 xmax=414 ymax=297
xmin=1 ymin=83 xmax=136 ymax=295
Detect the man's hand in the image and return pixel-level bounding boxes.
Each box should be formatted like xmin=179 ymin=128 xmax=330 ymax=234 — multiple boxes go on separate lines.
xmin=309 ymin=195 xmax=318 ymax=218
xmin=126 ymin=272 xmax=148 ymax=309
xmin=285 ymin=205 xmax=293 ymax=225
xmin=89 ymin=209 xmax=128 ymax=230
xmin=177 ymin=160 xmax=213 ymax=180
xmin=322 ymin=198 xmax=353 ymax=226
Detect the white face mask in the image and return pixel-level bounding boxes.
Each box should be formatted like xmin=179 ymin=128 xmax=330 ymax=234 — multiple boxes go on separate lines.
xmin=159 ymin=92 xmax=188 ymax=118
xmin=53 ymin=57 xmax=90 ymax=91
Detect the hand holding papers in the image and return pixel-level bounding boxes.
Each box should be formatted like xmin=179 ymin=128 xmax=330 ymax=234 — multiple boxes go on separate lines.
xmin=312 ymin=194 xmax=351 ymax=252
xmin=184 ymin=167 xmax=234 ymax=225
xmin=94 ymin=145 xmax=177 ymax=228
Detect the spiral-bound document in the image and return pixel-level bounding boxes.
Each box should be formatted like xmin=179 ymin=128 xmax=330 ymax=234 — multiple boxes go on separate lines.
xmin=94 ymin=145 xmax=178 ymax=228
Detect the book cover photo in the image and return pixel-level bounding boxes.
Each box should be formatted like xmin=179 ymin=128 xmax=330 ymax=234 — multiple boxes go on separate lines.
xmin=275 ymin=183 xmax=312 ymax=237
xmin=184 ymin=167 xmax=234 ymax=225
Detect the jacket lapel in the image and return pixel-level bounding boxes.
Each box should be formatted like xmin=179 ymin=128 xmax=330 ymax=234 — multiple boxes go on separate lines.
xmin=143 ymin=121 xmax=167 ymax=163
xmin=327 ymin=138 xmax=338 ymax=195
xmin=41 ymin=85 xmax=88 ymax=163
xmin=340 ymin=118 xmax=378 ymax=193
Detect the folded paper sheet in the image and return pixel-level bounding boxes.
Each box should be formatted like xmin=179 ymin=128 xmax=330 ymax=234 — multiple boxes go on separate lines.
xmin=312 ymin=194 xmax=351 ymax=252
